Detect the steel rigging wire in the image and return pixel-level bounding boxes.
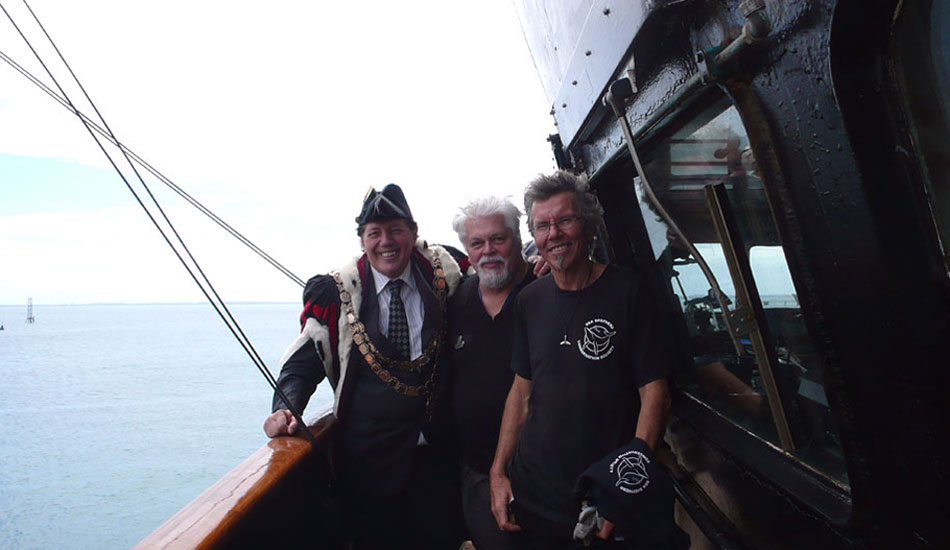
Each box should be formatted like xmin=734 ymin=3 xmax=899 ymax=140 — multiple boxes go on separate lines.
xmin=0 ymin=49 xmax=306 ymax=289
xmin=0 ymin=0 xmax=315 ymax=442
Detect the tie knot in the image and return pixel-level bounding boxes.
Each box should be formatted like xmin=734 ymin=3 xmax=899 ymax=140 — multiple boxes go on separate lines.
xmin=387 ymin=279 xmax=403 ymax=292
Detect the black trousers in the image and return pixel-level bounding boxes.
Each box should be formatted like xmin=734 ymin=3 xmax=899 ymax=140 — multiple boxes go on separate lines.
xmin=337 ymin=445 xmax=465 ymax=550
xmin=461 ymin=465 xmax=520 ymax=550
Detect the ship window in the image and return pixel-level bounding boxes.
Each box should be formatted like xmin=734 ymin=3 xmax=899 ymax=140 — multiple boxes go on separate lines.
xmin=892 ymin=0 xmax=950 ymax=275
xmin=646 ymin=98 xmax=848 ymax=484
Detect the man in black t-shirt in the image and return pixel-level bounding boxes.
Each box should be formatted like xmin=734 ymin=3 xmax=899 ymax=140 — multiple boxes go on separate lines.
xmin=447 ymin=196 xmax=534 ymax=550
xmin=490 ymin=171 xmax=672 ymax=549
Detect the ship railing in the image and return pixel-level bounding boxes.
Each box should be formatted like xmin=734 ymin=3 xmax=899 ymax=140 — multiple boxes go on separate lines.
xmin=135 ymin=410 xmax=337 ymax=550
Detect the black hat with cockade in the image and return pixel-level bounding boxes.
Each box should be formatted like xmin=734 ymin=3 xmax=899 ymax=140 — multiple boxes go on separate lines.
xmin=356 ymin=184 xmax=415 ymax=227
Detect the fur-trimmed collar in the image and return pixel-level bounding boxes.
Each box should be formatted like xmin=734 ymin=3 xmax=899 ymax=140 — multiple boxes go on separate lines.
xmin=280 ymin=238 xmax=463 ymax=417
xmin=328 ymin=238 xmax=461 ymax=412
xmin=334 ymin=237 xmax=462 ymax=317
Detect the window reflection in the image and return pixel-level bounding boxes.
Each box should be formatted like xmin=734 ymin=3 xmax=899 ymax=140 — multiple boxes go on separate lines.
xmin=664 ymin=240 xmax=777 ymax=442
xmin=648 ymin=99 xmax=848 ymax=483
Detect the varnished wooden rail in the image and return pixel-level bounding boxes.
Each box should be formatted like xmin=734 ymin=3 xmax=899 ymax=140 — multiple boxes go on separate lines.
xmin=135 ymin=412 xmax=337 ymax=549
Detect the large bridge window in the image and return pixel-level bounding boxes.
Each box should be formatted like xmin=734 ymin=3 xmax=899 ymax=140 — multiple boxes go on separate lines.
xmin=646 ymin=98 xmax=848 ymax=484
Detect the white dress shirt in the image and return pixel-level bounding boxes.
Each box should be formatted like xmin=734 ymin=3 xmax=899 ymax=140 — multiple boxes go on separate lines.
xmin=371 ymin=263 xmax=424 ymax=360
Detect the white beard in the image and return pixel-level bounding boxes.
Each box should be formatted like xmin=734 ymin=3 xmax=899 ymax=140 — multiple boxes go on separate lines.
xmin=477 ymin=254 xmax=512 ymax=289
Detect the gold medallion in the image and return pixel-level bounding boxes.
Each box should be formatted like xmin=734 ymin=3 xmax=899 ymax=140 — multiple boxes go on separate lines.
xmin=332 ymin=252 xmax=448 ymax=403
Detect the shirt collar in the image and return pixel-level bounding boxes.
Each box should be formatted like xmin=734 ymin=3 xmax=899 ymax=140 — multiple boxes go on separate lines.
xmin=371 ymin=261 xmax=416 ymax=297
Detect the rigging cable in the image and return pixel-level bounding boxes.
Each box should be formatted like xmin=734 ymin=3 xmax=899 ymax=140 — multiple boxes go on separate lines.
xmin=0 ymin=49 xmax=305 ymax=289
xmin=1 ymin=0 xmax=315 ymax=442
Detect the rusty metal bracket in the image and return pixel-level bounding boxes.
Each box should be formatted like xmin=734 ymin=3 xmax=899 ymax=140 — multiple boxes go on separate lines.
xmin=696 ymin=45 xmax=727 ymax=85
xmin=726 ymin=306 xmax=758 ymax=335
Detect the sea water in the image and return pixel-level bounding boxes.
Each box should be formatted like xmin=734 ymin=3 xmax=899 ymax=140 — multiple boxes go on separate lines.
xmin=0 ymin=303 xmax=333 ymax=549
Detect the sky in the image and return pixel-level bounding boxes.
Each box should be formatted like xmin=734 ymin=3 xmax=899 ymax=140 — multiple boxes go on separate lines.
xmin=0 ymin=0 xmax=557 ymax=305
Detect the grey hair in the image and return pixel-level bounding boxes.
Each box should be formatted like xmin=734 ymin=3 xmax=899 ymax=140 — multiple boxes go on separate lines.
xmin=452 ymin=196 xmax=523 ymax=250
xmin=524 ymin=170 xmax=604 ymax=234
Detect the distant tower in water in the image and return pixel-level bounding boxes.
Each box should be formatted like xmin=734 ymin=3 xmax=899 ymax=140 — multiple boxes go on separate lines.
xmin=26 ymin=297 xmax=35 ymax=324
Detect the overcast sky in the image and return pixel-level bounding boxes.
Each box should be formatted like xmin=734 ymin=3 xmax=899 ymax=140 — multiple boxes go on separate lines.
xmin=0 ymin=0 xmax=556 ymax=305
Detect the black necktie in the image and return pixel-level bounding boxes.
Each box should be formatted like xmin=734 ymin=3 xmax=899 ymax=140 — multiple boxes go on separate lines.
xmin=387 ymin=279 xmax=410 ymax=360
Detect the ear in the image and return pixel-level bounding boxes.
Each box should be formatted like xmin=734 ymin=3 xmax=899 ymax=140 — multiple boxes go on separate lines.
xmin=582 ymin=220 xmax=597 ymax=244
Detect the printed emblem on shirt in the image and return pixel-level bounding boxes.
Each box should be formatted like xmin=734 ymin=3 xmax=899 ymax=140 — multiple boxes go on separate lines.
xmin=577 ymin=318 xmax=616 ymax=360
xmin=610 ymin=449 xmax=651 ymax=494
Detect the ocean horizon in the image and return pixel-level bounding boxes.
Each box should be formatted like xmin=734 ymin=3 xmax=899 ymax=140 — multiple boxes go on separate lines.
xmin=1 ymin=301 xmax=298 ymax=308
xmin=0 ymin=303 xmax=334 ymax=549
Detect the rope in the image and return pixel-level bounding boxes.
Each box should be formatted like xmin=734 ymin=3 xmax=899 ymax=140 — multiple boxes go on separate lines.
xmin=0 ymin=50 xmax=305 ymax=289
xmin=1 ymin=0 xmax=314 ymax=442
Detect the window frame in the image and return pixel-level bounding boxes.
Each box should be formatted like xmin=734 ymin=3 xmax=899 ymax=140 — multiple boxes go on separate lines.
xmin=591 ymin=82 xmax=854 ymax=524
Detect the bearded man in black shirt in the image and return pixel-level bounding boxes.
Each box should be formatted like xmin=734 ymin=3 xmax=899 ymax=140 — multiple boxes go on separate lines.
xmin=446 ymin=195 xmax=534 ymax=550
xmin=489 ymin=171 xmax=673 ymax=549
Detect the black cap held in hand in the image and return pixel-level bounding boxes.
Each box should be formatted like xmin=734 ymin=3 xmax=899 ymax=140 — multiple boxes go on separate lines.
xmin=573 ymin=438 xmax=689 ymax=549
xmin=356 ymin=184 xmax=414 ymax=226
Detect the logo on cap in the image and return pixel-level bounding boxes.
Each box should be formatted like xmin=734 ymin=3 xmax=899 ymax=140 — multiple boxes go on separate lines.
xmin=610 ymin=450 xmax=651 ymax=494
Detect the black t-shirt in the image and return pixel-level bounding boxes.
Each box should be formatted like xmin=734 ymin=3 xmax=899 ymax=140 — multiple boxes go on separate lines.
xmin=508 ymin=264 xmax=669 ymax=526
xmin=448 ymin=271 xmax=536 ymax=474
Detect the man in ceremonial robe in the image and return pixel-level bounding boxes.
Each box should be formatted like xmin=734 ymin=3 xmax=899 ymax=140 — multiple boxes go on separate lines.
xmin=263 ymin=184 xmax=466 ymax=549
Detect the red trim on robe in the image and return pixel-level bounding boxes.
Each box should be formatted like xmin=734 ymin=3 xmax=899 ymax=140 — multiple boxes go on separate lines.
xmin=300 ymin=300 xmax=340 ymax=372
xmin=412 ymin=248 xmax=434 ymax=280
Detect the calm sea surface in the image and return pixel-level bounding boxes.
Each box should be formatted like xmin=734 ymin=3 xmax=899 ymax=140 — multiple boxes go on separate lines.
xmin=0 ymin=303 xmax=333 ymax=549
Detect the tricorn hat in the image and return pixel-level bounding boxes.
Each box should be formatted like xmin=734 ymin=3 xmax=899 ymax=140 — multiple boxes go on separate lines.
xmin=356 ymin=184 xmax=415 ymax=226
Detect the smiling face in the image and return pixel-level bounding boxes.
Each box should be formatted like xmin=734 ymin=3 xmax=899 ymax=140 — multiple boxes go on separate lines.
xmin=360 ymin=218 xmax=418 ymax=278
xmin=530 ymin=191 xmax=590 ymax=273
xmin=464 ymin=214 xmax=522 ymax=289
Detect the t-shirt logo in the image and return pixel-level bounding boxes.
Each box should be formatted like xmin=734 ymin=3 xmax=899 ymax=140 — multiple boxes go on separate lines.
xmin=610 ymin=449 xmax=651 ymax=494
xmin=578 ymin=318 xmax=616 ymax=360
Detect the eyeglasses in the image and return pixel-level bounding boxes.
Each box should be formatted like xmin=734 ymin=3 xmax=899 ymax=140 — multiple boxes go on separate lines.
xmin=532 ymin=215 xmax=582 ymax=236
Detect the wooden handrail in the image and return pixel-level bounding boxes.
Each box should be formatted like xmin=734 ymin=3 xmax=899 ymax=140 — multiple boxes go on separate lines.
xmin=135 ymin=412 xmax=337 ymax=549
